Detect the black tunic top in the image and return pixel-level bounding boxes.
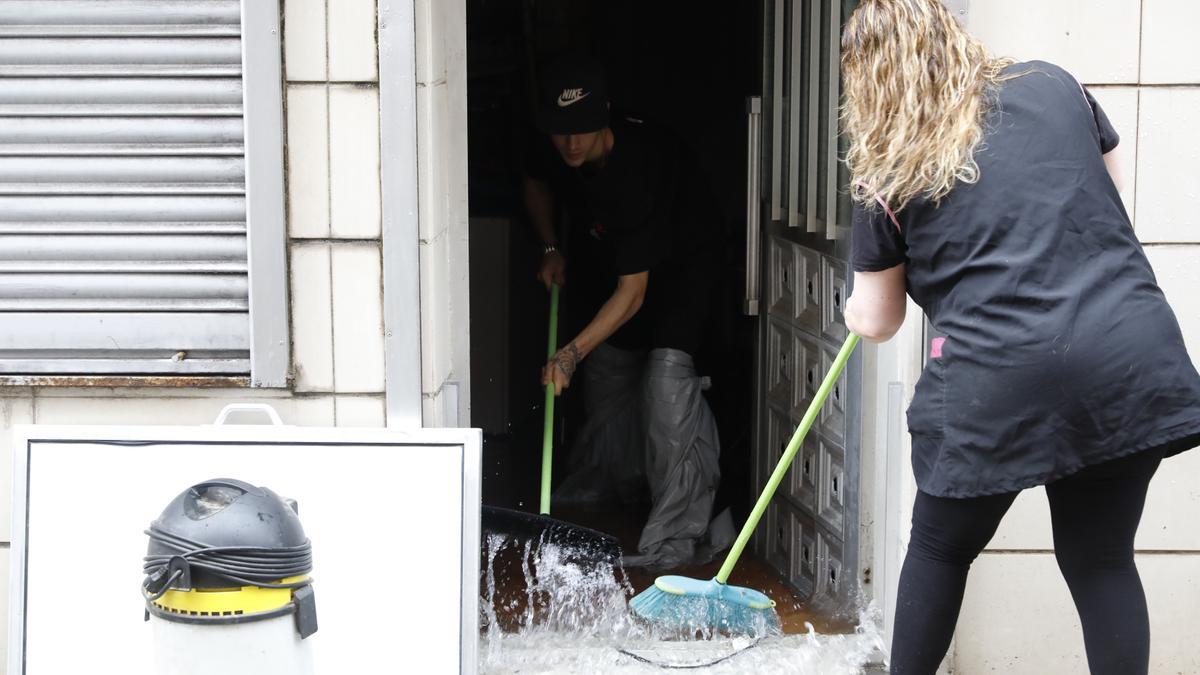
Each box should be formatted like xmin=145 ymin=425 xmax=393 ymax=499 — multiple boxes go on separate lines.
xmin=852 ymin=61 xmax=1200 ymax=498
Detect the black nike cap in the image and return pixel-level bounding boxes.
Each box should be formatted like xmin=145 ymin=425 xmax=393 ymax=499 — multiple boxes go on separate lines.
xmin=536 ymin=58 xmax=609 ymax=135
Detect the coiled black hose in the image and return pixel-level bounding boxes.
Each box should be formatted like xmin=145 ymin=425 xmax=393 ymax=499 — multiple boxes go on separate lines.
xmin=142 ymin=523 xmax=313 ymax=601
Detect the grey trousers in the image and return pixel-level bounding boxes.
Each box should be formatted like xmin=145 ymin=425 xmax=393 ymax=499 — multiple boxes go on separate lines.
xmin=553 ymin=343 xmax=648 ymax=506
xmin=556 ymin=344 xmax=730 ymax=567
xmin=631 ymin=347 xmax=730 ymax=568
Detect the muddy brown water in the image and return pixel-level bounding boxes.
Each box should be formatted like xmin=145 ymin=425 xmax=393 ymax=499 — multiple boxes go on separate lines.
xmin=481 ymin=504 xmax=857 ymax=636
xmin=477 ymin=505 xmax=885 ymax=673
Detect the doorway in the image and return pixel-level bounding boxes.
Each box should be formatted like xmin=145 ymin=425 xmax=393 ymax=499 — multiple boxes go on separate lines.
xmin=465 ymin=0 xmax=867 ymax=632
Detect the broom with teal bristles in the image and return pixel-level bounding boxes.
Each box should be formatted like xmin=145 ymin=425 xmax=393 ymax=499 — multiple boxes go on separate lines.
xmin=629 ymin=332 xmax=861 ymax=636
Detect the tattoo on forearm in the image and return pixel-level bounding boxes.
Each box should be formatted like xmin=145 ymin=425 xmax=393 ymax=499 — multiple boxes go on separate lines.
xmin=553 ymin=343 xmax=581 ymax=379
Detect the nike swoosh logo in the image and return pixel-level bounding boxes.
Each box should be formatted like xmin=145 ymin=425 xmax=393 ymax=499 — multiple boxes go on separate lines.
xmin=557 ymin=91 xmax=590 ymax=107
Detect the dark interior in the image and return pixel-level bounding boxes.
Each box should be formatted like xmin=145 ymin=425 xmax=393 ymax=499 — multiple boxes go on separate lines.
xmin=467 ymin=0 xmax=762 ymax=542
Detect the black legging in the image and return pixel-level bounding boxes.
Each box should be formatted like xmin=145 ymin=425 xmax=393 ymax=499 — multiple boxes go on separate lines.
xmin=890 ymin=448 xmax=1163 ymax=675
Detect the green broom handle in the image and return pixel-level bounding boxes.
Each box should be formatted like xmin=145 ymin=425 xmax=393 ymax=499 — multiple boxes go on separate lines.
xmin=716 ymin=332 xmax=861 ymax=584
xmin=539 ymin=284 xmax=561 ymax=515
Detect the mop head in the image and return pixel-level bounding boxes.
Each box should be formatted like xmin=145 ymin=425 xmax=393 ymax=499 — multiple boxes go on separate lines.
xmin=629 ymin=575 xmax=781 ymax=637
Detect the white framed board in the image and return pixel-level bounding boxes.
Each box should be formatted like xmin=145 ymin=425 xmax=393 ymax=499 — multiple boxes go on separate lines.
xmin=8 ymin=421 xmax=481 ymax=674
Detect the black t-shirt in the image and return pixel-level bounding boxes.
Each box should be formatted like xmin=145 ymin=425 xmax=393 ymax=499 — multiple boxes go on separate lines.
xmin=852 ymin=67 xmax=1120 ymax=275
xmin=851 ymin=61 xmax=1200 ymax=497
xmin=526 ymin=117 xmax=724 ymax=353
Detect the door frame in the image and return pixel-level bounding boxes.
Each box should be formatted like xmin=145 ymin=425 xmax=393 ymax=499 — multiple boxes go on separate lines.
xmin=378 ymin=0 xmax=425 ymax=428
xmin=749 ymin=0 xmax=935 ymax=639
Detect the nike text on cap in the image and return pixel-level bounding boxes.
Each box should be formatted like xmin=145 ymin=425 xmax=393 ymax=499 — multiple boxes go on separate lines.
xmin=537 ymin=58 xmax=609 ymax=135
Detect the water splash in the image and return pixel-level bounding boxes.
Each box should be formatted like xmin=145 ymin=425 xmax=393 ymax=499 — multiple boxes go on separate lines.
xmin=480 ymin=533 xmax=507 ymax=663
xmin=479 ymin=536 xmax=887 ymax=674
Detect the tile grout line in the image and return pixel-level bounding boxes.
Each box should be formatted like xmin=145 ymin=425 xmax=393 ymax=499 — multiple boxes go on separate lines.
xmin=324 ymin=0 xmax=333 ymax=239
xmin=327 ymin=242 xmax=338 ymax=414
xmin=1133 ymin=0 xmax=1144 ymax=233
xmin=1087 ymin=83 xmax=1198 ymax=89
xmin=1132 ymin=0 xmax=1142 ymax=239
xmin=280 ymin=3 xmax=295 ymax=397
xmin=289 ymin=237 xmax=384 ymax=245
xmin=1137 ymin=0 xmax=1145 ymax=85
xmin=325 ymin=0 xmax=338 ymax=419
xmin=1132 ymin=87 xmax=1142 ymax=234
xmin=280 ymin=80 xmax=379 ymax=86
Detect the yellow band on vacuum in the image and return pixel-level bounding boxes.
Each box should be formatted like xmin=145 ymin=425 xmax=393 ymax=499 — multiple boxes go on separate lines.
xmin=152 ymin=575 xmax=309 ymax=617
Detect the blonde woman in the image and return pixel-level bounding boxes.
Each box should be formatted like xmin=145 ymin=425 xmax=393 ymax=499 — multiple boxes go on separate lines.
xmin=838 ymin=1 xmax=1200 ymax=673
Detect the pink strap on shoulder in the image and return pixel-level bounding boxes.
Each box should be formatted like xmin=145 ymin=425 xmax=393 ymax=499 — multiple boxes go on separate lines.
xmin=855 ymin=181 xmax=901 ymax=233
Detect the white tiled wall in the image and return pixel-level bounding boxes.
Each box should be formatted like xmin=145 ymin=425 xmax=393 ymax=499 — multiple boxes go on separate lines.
xmin=960 ymin=3 xmax=1200 ymax=673
xmin=1146 ymin=246 xmax=1200 ymax=361
xmin=290 ymin=243 xmax=335 ymax=391
xmin=283 ymin=0 xmax=327 ymax=81
xmin=286 ymin=0 xmax=380 ymax=83
xmin=1135 ymin=90 xmax=1200 ymax=243
xmin=328 ymin=0 xmax=379 ymax=81
xmin=956 ymin=554 xmax=1200 ymax=674
xmin=330 ymin=243 xmax=386 ymax=393
xmin=991 ymin=450 xmax=1200 ymax=552
xmin=966 ymin=0 xmax=1141 ymax=84
xmin=986 ymin=488 xmax=1052 ymax=550
xmin=286 ymin=84 xmax=330 ymax=239
xmin=284 ymin=1 xmax=386 ymax=398
xmin=335 ymin=395 xmax=388 ymax=427
xmin=329 ymin=85 xmax=382 ymax=239
xmin=1137 ymin=449 xmax=1200 ymax=550
xmin=1140 ymin=0 xmax=1200 ymax=84
xmin=32 ymin=396 xmax=338 ymax=428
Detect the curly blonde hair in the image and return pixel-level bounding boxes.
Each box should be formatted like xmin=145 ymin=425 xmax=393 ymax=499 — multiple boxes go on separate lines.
xmin=841 ymin=0 xmax=1015 ymax=212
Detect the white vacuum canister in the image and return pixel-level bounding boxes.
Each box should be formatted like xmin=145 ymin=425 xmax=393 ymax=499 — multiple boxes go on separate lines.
xmin=142 ymin=479 xmax=318 ymax=675
xmin=150 ymin=611 xmax=314 ymax=675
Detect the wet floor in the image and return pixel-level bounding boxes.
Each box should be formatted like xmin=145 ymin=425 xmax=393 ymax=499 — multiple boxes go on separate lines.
xmin=479 ymin=504 xmax=885 ymax=673
xmin=554 ymin=504 xmax=858 ymax=634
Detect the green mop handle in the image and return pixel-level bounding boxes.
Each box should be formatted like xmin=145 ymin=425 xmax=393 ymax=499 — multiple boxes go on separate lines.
xmin=716 ymin=332 xmax=861 ymax=584
xmin=539 ymin=283 xmax=561 ymax=515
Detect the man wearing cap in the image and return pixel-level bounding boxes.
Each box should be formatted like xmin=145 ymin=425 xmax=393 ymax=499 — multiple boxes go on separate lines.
xmin=525 ymin=59 xmax=731 ymax=568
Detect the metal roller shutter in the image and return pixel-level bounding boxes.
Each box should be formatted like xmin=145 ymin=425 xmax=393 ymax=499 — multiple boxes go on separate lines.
xmin=0 ymin=1 xmax=286 ymax=379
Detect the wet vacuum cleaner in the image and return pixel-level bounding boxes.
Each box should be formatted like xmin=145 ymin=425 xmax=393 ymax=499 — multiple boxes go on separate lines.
xmin=630 ymin=333 xmax=860 ymax=636
xmin=481 ymin=284 xmax=623 ymax=565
